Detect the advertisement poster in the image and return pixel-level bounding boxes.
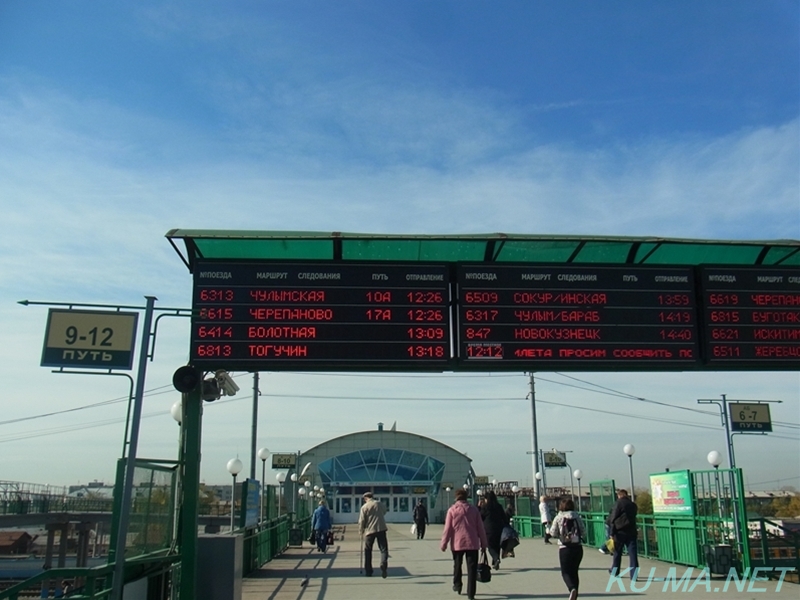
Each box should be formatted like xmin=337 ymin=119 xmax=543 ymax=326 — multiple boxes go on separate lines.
xmin=650 ymin=470 xmax=694 ymax=515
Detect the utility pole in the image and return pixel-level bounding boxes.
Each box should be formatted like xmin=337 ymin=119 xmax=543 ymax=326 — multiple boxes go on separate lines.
xmin=250 ymin=372 xmax=259 ymax=480
xmin=528 ymin=373 xmax=541 ymax=499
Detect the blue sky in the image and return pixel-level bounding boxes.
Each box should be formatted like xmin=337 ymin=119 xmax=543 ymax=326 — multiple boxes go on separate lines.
xmin=0 ymin=1 xmax=798 ymax=491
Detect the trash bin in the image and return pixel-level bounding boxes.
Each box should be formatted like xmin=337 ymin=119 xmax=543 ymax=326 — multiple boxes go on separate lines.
xmin=703 ymin=544 xmax=733 ymax=575
xmin=288 ymin=527 xmax=304 ymax=547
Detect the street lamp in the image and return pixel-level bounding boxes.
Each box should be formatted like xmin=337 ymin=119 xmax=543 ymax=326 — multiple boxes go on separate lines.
xmin=492 ymin=479 xmax=497 ymax=489
xmin=257 ymin=447 xmax=270 ymax=524
xmin=573 ymin=469 xmax=583 ymax=512
xmin=511 ymin=485 xmax=520 ymax=514
xmin=535 ymin=471 xmax=543 ymax=496
xmin=170 ymin=400 xmax=182 ymax=424
xmin=275 ymin=472 xmax=286 ymax=518
xmin=445 ymin=486 xmax=452 ymax=507
xmin=226 ymin=458 xmax=243 ymax=533
xmin=304 ymin=480 xmax=312 ymax=514
xmin=623 ymin=444 xmax=636 ymax=502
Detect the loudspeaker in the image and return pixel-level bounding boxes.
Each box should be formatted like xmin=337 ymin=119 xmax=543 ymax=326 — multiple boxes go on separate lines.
xmin=173 ymin=366 xmax=201 ymax=393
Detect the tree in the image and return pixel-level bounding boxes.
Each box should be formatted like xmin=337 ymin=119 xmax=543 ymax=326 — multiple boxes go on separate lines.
xmin=635 ymin=489 xmax=653 ymax=515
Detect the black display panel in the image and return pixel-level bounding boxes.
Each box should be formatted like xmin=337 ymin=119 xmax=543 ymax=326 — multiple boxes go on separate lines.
xmin=456 ymin=264 xmax=700 ymax=370
xmin=191 ymin=261 xmax=451 ymax=370
xmin=699 ymin=267 xmax=800 ymax=369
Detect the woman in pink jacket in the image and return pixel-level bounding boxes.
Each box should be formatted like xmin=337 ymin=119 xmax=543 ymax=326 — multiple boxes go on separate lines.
xmin=441 ymin=488 xmax=488 ymax=600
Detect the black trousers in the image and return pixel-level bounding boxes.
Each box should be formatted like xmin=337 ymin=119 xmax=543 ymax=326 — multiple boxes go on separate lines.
xmin=558 ymin=544 xmax=583 ymax=592
xmin=363 ymin=530 xmax=388 ymax=574
xmin=415 ymin=521 xmax=427 ymax=539
xmin=452 ymin=549 xmax=478 ymax=599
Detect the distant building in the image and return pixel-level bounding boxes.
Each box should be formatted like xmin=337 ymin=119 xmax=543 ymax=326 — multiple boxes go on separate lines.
xmin=0 ymin=530 xmax=35 ymax=554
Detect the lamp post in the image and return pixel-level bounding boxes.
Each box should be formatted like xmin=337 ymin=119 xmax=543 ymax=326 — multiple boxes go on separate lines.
xmin=257 ymin=447 xmax=270 ymax=524
xmin=623 ymin=444 xmax=636 ymax=502
xmin=304 ymin=480 xmax=312 ymax=515
xmin=707 ymin=450 xmax=725 ymax=542
xmin=275 ymin=472 xmax=286 ymax=518
xmin=573 ymin=470 xmax=583 ymax=512
xmin=445 ymin=486 xmax=451 ymax=507
xmin=227 ymin=458 xmax=243 ymax=533
xmin=535 ymin=471 xmax=543 ymax=497
xmin=511 ymin=485 xmax=520 ymax=514
xmin=290 ymin=473 xmax=298 ymax=516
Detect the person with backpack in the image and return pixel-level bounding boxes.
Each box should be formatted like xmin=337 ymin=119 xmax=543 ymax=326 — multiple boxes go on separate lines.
xmin=608 ymin=489 xmax=639 ymax=579
xmin=549 ymin=497 xmax=586 ymax=600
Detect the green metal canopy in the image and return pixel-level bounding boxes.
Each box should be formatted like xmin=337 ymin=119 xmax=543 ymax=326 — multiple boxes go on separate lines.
xmin=166 ymin=230 xmax=800 ymax=272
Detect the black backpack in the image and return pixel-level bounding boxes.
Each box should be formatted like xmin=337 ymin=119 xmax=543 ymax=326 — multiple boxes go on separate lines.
xmin=558 ymin=517 xmax=581 ymax=545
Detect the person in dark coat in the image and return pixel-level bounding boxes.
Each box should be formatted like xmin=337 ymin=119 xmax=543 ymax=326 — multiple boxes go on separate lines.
xmin=608 ymin=489 xmax=639 ymax=579
xmin=479 ymin=490 xmax=510 ymax=570
xmin=413 ymin=500 xmax=429 ymax=539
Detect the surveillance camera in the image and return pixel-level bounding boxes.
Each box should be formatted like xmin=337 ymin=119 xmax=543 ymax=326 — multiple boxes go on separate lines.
xmin=201 ymin=377 xmax=221 ymax=402
xmin=215 ymin=370 xmax=240 ymax=396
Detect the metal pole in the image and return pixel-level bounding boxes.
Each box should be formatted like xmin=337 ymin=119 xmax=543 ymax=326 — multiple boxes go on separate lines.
xmin=628 ymin=455 xmax=635 ymax=503
xmin=261 ymin=459 xmax=266 ymax=525
xmin=566 ymin=462 xmax=575 ymax=503
xmin=250 ymin=372 xmax=259 ymax=480
xmin=111 ymin=296 xmax=156 ymax=600
xmin=179 ymin=386 xmax=203 ymax=600
xmin=528 ymin=373 xmax=541 ymax=499
xmin=230 ymin=474 xmax=237 ymax=533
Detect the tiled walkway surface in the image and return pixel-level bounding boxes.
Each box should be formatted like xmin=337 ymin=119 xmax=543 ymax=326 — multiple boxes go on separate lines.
xmin=242 ymin=523 xmax=795 ymax=600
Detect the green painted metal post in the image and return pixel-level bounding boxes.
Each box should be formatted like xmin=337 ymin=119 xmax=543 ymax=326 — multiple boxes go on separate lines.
xmin=180 ymin=385 xmax=203 ymax=600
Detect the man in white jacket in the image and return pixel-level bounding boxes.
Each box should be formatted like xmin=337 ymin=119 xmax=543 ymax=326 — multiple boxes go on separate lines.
xmin=358 ymin=492 xmax=389 ymax=578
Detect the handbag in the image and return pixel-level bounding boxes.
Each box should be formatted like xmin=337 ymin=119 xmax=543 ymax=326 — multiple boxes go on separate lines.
xmin=410 ymin=523 xmax=417 ymax=535
xmin=477 ymin=549 xmax=492 ymax=583
xmin=308 ymin=530 xmax=316 ymax=544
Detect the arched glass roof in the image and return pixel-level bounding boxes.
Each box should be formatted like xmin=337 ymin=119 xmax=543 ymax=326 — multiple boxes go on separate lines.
xmin=166 ymin=230 xmax=800 ymax=271
xmin=318 ymin=449 xmax=445 ymax=486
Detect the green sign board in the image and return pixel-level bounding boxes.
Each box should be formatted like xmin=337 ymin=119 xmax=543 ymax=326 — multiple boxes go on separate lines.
xmin=650 ymin=470 xmax=694 ymax=515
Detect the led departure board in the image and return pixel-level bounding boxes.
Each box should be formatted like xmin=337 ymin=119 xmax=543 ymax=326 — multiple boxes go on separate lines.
xmin=456 ymin=264 xmax=700 ymax=370
xmin=191 ymin=261 xmax=451 ymax=370
xmin=699 ymin=267 xmax=800 ymax=369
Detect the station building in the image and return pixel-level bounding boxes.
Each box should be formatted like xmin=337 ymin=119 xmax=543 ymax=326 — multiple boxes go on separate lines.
xmin=286 ymin=424 xmax=474 ymax=524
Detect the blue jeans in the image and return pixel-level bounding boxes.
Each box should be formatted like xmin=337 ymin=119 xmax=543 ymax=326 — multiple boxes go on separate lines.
xmin=611 ymin=533 xmax=639 ymax=578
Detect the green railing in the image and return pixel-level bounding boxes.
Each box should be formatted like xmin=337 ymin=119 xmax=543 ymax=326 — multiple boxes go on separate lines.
xmin=242 ymin=515 xmax=291 ymax=576
xmin=0 ymin=550 xmax=180 ymax=600
xmin=748 ymin=517 xmax=800 ymax=582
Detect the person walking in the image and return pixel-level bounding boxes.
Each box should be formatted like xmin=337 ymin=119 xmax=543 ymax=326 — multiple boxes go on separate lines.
xmin=311 ymin=500 xmax=332 ymax=553
xmin=358 ymin=492 xmax=389 ymax=578
xmin=479 ymin=490 xmax=509 ymax=569
xmin=539 ymin=495 xmax=554 ymax=544
xmin=549 ymin=497 xmax=586 ymax=600
xmin=441 ymin=488 xmax=488 ymax=600
xmin=413 ymin=499 xmax=429 ymax=539
xmin=608 ymin=489 xmax=639 ymax=579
